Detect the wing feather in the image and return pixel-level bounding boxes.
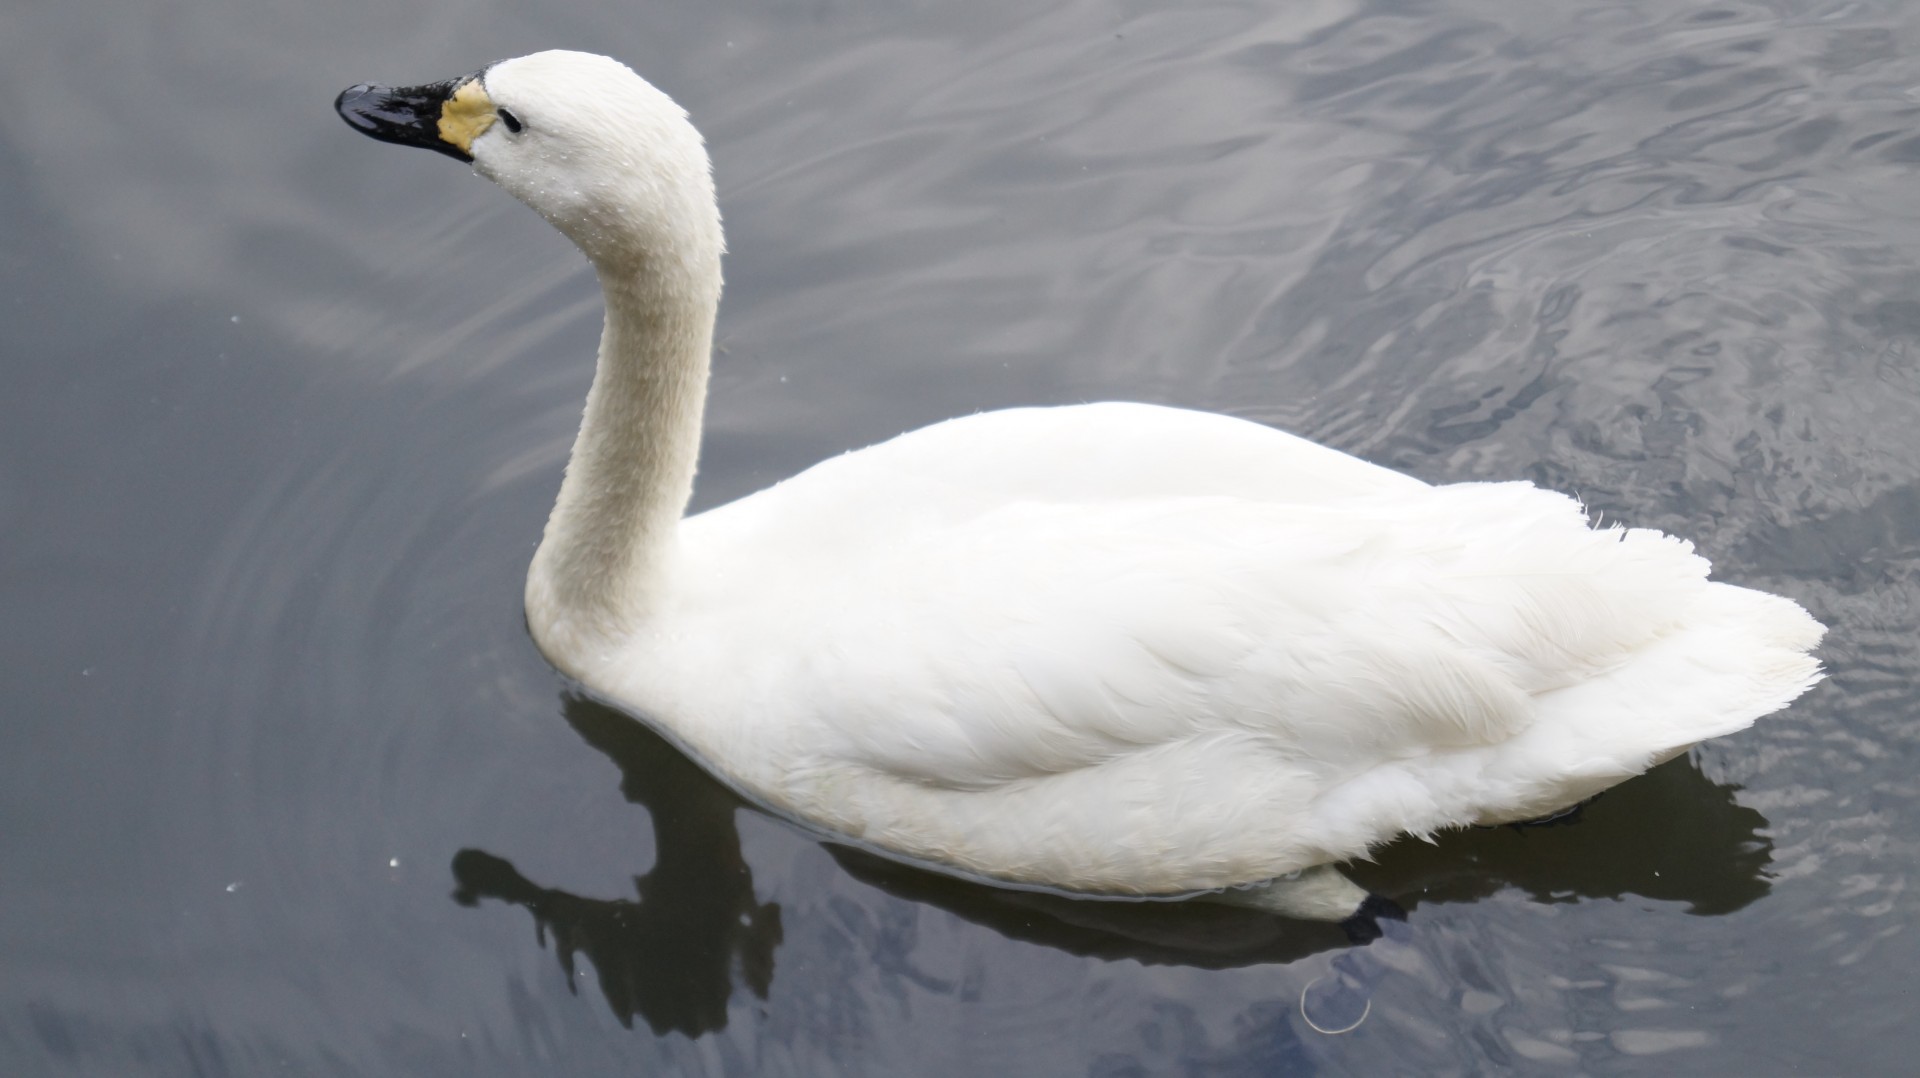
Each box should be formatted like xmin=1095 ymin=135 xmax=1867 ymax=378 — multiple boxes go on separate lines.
xmin=768 ymin=482 xmax=1687 ymax=796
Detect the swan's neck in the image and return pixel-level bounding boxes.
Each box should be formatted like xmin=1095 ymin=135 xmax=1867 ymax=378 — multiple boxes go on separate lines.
xmin=528 ymin=248 xmax=719 ymax=647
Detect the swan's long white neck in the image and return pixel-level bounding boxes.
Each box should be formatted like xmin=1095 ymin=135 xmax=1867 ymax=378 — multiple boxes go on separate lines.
xmin=524 ymin=170 xmax=722 ymax=659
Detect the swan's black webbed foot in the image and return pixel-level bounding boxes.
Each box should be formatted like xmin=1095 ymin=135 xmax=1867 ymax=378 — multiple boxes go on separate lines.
xmin=1339 ymin=893 xmax=1407 ymax=945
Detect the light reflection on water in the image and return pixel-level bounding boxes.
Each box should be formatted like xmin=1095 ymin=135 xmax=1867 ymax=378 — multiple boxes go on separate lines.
xmin=5 ymin=0 xmax=1920 ymax=1073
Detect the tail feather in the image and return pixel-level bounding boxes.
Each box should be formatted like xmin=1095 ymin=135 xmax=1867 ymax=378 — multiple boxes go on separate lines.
xmin=1305 ymin=579 xmax=1824 ymax=840
xmin=1471 ymin=581 xmax=1824 ymax=824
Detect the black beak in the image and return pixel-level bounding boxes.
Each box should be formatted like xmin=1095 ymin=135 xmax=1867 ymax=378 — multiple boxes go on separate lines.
xmin=334 ymin=79 xmax=473 ymax=162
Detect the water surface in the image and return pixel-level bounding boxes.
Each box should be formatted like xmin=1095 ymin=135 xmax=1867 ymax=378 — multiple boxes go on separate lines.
xmin=6 ymin=0 xmax=1920 ymax=1073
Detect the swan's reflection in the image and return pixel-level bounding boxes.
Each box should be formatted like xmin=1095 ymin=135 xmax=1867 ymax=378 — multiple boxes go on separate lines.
xmin=454 ymin=696 xmax=1772 ymax=1032
xmin=1354 ymin=754 xmax=1773 ymax=917
xmin=451 ymin=696 xmax=781 ymax=1037
xmin=830 ymin=753 xmax=1771 ymax=969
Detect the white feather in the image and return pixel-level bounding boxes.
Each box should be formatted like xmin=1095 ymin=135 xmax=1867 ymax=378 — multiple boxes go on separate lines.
xmin=614 ymin=406 xmax=1822 ymax=893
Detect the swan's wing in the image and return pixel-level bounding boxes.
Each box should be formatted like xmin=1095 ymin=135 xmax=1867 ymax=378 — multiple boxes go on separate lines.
xmin=766 ymin=483 xmax=1684 ymax=784
xmin=689 ymin=474 xmax=1812 ymax=776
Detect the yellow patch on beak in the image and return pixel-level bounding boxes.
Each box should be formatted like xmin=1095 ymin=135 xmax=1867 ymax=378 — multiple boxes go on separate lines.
xmin=438 ymin=78 xmax=496 ymax=155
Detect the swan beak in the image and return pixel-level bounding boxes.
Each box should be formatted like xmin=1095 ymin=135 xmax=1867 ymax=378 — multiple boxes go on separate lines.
xmin=334 ymin=75 xmax=495 ymax=163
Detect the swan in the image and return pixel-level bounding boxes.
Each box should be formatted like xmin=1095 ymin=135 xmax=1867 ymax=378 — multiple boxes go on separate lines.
xmin=334 ymin=51 xmax=1824 ymax=928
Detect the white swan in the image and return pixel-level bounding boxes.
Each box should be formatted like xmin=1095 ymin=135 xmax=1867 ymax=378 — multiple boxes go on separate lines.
xmin=336 ymin=51 xmax=1824 ymax=924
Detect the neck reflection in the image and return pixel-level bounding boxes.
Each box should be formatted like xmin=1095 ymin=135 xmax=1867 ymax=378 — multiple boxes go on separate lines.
xmin=451 ymin=695 xmax=781 ymax=1037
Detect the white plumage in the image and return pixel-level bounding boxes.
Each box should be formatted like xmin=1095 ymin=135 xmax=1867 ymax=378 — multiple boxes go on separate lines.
xmin=339 ymin=51 xmax=1824 ymax=920
xmin=625 ymin=404 xmax=1821 ymax=897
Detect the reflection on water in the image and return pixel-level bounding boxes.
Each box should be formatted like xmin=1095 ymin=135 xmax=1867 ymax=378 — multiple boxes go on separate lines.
xmin=833 ymin=848 xmax=1354 ymax=970
xmin=852 ymin=753 xmax=1772 ymax=966
xmin=450 ymin=698 xmax=1773 ymax=1034
xmin=451 ymin=698 xmax=780 ymax=1037
xmin=1362 ymin=756 xmax=1773 ymax=917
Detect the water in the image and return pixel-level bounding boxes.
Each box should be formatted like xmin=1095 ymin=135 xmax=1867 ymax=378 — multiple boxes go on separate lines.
xmin=5 ymin=0 xmax=1918 ymax=1072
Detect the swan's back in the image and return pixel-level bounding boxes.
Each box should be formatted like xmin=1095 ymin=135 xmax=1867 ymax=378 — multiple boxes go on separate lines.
xmin=700 ymin=403 xmax=1419 ymax=526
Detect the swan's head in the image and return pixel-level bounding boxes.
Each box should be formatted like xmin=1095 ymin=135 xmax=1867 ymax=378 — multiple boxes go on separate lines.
xmin=335 ymin=51 xmax=719 ymax=269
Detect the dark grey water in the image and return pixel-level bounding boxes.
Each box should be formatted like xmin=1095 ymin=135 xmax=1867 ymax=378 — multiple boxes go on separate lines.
xmin=5 ymin=0 xmax=1918 ymax=1073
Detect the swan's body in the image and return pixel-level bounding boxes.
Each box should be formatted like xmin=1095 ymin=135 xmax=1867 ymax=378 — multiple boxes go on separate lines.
xmin=339 ymin=51 xmax=1824 ymax=921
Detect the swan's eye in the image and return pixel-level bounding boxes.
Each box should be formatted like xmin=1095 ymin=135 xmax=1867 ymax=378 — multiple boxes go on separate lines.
xmin=497 ymin=108 xmax=524 ymax=134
